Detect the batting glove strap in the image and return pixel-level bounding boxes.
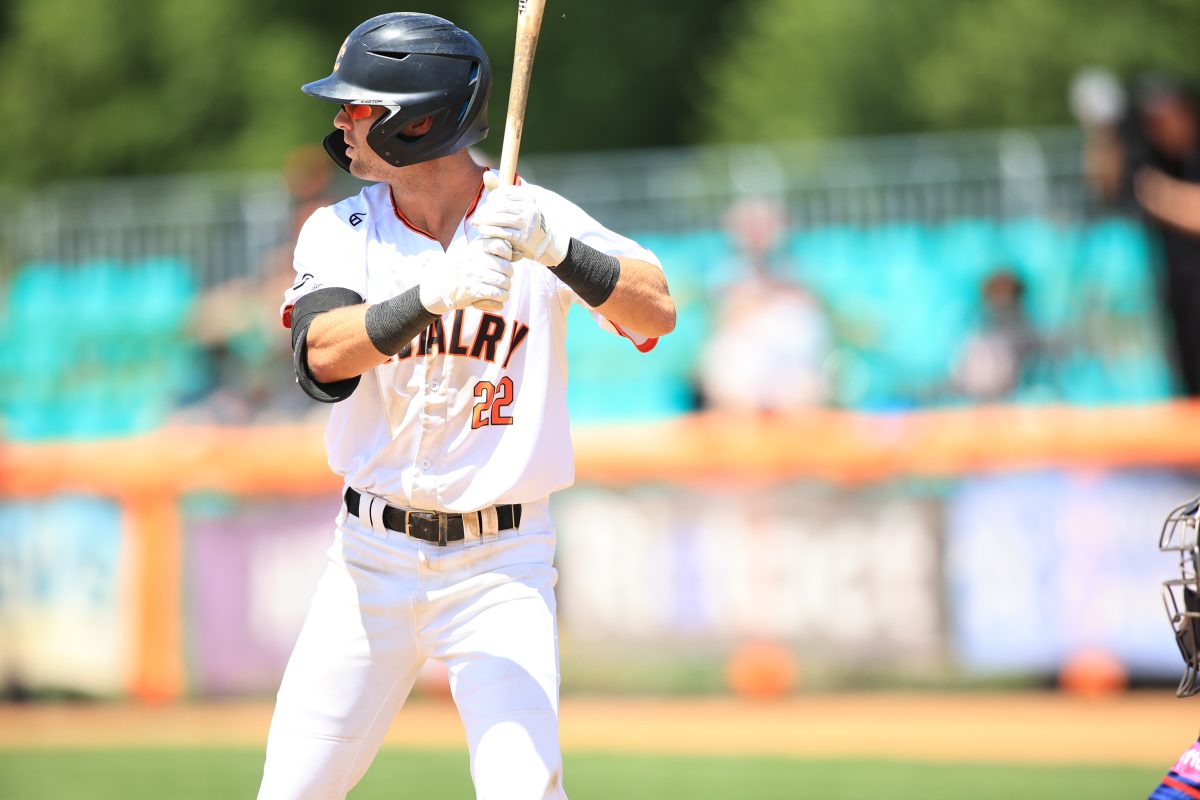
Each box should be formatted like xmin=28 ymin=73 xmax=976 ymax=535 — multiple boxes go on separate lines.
xmin=552 ymin=238 xmax=622 ymax=308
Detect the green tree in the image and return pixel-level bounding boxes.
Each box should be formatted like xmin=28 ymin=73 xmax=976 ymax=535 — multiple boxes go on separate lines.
xmin=702 ymin=0 xmax=1200 ymax=143
xmin=0 ymin=0 xmax=746 ymax=183
xmin=0 ymin=0 xmax=329 ymax=181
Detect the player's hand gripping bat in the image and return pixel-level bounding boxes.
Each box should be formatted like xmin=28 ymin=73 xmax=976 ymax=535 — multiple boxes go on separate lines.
xmin=498 ymin=0 xmax=548 ymax=187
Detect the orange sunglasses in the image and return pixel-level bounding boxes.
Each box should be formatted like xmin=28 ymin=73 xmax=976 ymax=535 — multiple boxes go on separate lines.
xmin=342 ymin=103 xmax=378 ymax=121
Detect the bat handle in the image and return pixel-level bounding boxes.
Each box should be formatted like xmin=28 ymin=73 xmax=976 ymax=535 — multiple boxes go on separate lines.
xmin=498 ymin=99 xmax=527 ymax=187
xmin=498 ymin=0 xmax=547 ymax=186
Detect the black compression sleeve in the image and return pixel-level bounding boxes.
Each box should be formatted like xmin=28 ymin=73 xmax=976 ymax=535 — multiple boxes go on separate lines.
xmin=364 ymin=286 xmax=438 ymax=356
xmin=553 ymin=239 xmax=622 ymax=308
xmin=290 ymin=287 xmax=364 ymax=403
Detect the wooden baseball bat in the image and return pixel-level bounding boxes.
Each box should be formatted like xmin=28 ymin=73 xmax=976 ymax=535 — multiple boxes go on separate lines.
xmin=498 ymin=0 xmax=548 ymax=186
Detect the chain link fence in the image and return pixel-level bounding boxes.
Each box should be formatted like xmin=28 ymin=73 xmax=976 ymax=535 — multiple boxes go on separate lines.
xmin=0 ymin=127 xmax=1092 ymax=287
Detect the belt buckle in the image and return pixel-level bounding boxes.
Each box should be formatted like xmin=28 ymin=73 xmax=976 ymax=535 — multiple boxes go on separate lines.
xmin=407 ymin=510 xmax=449 ymax=546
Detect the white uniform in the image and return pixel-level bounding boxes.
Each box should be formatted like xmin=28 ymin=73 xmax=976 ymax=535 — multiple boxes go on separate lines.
xmin=260 ymin=172 xmax=660 ymax=799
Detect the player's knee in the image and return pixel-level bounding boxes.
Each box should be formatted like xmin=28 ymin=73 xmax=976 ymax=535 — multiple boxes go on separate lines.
xmin=542 ymin=768 xmax=565 ymax=799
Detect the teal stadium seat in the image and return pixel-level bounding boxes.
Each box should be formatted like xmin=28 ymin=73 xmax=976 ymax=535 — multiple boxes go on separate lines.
xmin=1073 ymin=220 xmax=1170 ymax=403
xmin=73 ymin=260 xmax=125 ymax=330
xmin=788 ymin=225 xmax=866 ymax=294
xmin=132 ymin=257 xmax=197 ymax=335
xmin=886 ymin=223 xmax=963 ymax=368
xmin=1077 ymin=220 xmax=1157 ymax=316
xmin=998 ymin=217 xmax=1080 ymax=330
xmin=1 ymin=257 xmax=199 ymax=440
xmin=638 ymin=233 xmax=706 ymax=305
xmin=655 ymin=230 xmax=736 ymax=294
xmin=868 ymin=222 xmax=927 ymax=272
xmin=565 ymin=304 xmax=695 ymax=422
xmin=930 ymin=219 xmax=1001 ymax=296
xmin=7 ymin=261 xmax=66 ymax=331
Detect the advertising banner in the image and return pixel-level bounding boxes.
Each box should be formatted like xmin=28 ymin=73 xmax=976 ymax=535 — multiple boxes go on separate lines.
xmin=553 ymin=485 xmax=942 ymax=661
xmin=0 ymin=498 xmax=130 ymax=695
xmin=185 ymin=498 xmax=339 ymax=694
xmin=945 ymin=469 xmax=1194 ymax=675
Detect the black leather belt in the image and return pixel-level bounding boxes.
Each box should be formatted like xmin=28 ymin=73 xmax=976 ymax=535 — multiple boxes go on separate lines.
xmin=344 ymin=488 xmax=521 ymax=546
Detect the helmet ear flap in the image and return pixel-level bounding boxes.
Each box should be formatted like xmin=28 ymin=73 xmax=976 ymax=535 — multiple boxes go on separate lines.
xmin=323 ymin=129 xmax=352 ymax=174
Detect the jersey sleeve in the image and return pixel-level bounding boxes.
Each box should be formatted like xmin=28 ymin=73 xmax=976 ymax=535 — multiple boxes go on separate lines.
xmin=1151 ymin=739 xmax=1200 ymax=799
xmin=537 ymin=186 xmax=663 ymax=352
xmin=280 ymin=204 xmax=369 ymax=329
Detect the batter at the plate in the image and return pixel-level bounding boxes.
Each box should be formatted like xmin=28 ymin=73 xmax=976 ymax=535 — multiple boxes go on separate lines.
xmin=260 ymin=11 xmax=676 ymax=800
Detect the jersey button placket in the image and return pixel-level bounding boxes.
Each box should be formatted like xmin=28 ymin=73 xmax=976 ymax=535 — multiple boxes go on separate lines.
xmin=412 ymin=348 xmax=450 ymax=508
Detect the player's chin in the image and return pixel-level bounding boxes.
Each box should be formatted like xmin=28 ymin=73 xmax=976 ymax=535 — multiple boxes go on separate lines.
xmin=346 ymin=155 xmax=377 ymax=181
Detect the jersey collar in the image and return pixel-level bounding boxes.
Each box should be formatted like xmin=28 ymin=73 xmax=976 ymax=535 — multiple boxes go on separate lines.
xmin=389 ymin=176 xmax=488 ymax=243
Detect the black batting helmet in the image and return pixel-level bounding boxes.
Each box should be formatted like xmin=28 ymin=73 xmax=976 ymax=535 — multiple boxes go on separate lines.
xmin=302 ymin=13 xmax=492 ymax=172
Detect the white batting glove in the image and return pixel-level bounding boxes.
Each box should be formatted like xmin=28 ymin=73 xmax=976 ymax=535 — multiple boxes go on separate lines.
xmin=473 ymin=171 xmax=570 ymax=267
xmin=419 ymin=237 xmax=514 ymax=314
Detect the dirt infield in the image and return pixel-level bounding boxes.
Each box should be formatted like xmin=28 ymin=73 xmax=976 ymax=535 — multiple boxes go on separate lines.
xmin=0 ymin=692 xmax=1195 ymax=766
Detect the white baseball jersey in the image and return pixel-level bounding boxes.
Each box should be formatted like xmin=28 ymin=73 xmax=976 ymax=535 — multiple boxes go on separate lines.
xmin=281 ymin=171 xmax=660 ymax=513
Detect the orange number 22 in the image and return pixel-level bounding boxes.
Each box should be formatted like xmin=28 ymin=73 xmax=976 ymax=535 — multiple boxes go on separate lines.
xmin=471 ymin=376 xmax=515 ymax=429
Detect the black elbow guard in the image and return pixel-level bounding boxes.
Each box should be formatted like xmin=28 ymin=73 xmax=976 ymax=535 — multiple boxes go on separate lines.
xmin=290 ymin=287 xmax=364 ymax=403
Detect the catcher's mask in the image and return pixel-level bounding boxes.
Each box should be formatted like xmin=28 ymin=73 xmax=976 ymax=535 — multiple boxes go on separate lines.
xmin=302 ymin=13 xmax=492 ymax=173
xmin=1160 ymin=494 xmax=1200 ymax=697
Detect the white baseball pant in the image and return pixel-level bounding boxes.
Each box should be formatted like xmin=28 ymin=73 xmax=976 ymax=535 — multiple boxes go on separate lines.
xmin=258 ymin=498 xmax=566 ymax=799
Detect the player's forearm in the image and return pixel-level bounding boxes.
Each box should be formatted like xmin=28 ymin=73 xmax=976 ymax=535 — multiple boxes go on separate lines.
xmin=306 ymin=304 xmax=392 ymax=383
xmin=1136 ymin=169 xmax=1200 ymax=236
xmin=594 ymin=258 xmax=676 ymax=338
xmin=1151 ymin=188 xmax=1200 ymax=236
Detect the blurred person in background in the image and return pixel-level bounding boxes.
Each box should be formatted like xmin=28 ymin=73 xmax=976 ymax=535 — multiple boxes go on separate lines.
xmin=1070 ymin=67 xmax=1129 ymax=209
xmin=185 ymin=145 xmax=337 ymax=423
xmin=697 ymin=195 xmax=833 ymax=413
xmin=949 ymin=269 xmax=1044 ymax=403
xmin=1129 ymin=76 xmax=1200 ymax=396
xmin=1071 ymin=71 xmax=1200 ymax=397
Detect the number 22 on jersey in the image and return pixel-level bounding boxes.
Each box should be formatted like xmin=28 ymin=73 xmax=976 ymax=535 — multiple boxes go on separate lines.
xmin=471 ymin=377 xmax=515 ymax=429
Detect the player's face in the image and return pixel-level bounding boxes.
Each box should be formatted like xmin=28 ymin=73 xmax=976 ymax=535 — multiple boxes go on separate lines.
xmin=335 ymin=108 xmax=441 ymax=180
xmin=335 ymin=104 xmax=391 ymax=181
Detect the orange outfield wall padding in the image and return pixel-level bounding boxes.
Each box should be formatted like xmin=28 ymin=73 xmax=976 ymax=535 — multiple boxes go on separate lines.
xmin=6 ymin=402 xmax=1200 ymax=702
xmin=126 ymin=495 xmax=185 ymax=704
xmin=5 ymin=402 xmax=1200 ymax=496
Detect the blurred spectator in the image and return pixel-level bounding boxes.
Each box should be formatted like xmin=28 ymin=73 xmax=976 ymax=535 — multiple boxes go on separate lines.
xmin=183 ymin=145 xmax=337 ymax=423
xmin=950 ymin=269 xmax=1042 ymax=402
xmin=697 ymin=196 xmax=833 ymax=412
xmin=1128 ymin=76 xmax=1200 ymax=395
xmin=1069 ymin=68 xmax=1128 ymax=208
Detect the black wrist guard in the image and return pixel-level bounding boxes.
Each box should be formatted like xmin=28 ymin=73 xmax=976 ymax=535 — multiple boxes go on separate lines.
xmin=553 ymin=238 xmax=621 ymax=307
xmin=365 ymin=286 xmax=439 ymax=356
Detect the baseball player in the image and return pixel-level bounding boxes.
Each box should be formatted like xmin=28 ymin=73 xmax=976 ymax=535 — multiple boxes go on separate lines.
xmin=260 ymin=12 xmax=675 ymax=800
xmin=1152 ymin=495 xmax=1200 ymax=799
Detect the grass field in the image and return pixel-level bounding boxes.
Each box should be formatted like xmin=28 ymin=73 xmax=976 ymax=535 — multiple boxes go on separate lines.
xmin=0 ymin=748 xmax=1166 ymax=799
xmin=0 ymin=694 xmax=1189 ymax=798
